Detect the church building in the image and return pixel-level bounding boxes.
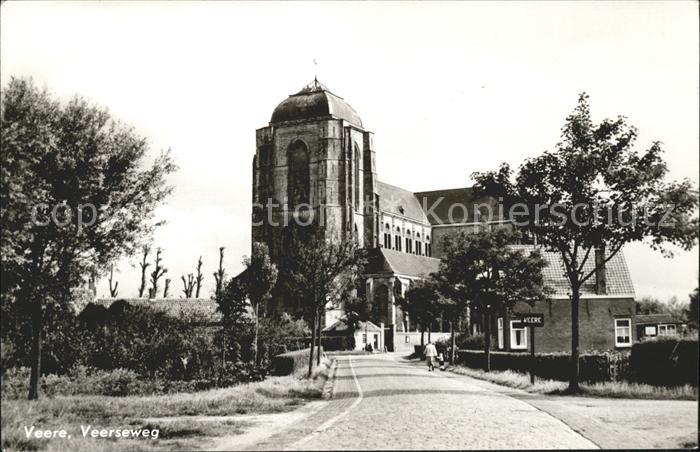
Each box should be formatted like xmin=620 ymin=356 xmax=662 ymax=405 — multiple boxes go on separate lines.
xmin=251 ymin=80 xmax=637 ymax=353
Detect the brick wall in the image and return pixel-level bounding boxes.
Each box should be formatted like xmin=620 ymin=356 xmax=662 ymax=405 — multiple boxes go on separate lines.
xmin=500 ymin=297 xmax=636 ymax=353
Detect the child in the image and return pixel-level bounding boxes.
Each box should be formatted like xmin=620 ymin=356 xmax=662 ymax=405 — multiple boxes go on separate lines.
xmin=437 ymin=353 xmax=445 ymax=371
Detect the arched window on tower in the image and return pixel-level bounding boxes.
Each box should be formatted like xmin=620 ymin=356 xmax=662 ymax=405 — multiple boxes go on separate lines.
xmin=287 ymin=140 xmax=310 ymax=208
xmin=354 ymin=145 xmax=361 ymax=212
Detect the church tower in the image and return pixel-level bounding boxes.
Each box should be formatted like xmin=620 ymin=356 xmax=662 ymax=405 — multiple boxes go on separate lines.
xmin=252 ymin=79 xmax=379 ymax=260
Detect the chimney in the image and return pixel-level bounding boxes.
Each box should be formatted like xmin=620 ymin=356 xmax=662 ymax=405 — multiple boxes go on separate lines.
xmin=595 ymin=247 xmax=607 ymax=295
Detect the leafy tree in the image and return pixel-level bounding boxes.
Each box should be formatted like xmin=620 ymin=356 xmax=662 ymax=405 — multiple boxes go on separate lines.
xmin=473 ymin=93 xmax=698 ymax=390
xmin=636 ymin=296 xmax=666 ymax=315
xmin=284 ymin=226 xmax=365 ymax=376
xmin=1 ymin=77 xmax=176 ymax=398
xmin=439 ymin=229 xmax=550 ymax=371
xmin=241 ymin=242 xmax=278 ymax=365
xmin=396 ymin=279 xmax=443 ymax=350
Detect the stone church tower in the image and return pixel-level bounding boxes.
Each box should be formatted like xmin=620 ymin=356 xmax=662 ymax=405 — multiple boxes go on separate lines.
xmin=252 ymin=79 xmax=379 ymax=260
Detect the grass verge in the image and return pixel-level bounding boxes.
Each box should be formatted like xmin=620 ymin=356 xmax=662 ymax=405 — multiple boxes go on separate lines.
xmin=448 ymin=365 xmax=698 ymax=400
xmin=1 ymin=358 xmax=333 ymax=451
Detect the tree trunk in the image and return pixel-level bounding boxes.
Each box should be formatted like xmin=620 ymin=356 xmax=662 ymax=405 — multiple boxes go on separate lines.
xmin=569 ymin=284 xmax=581 ymax=392
xmin=428 ymin=325 xmax=432 ymax=343
xmin=308 ymin=312 xmax=317 ymax=378
xmin=253 ymin=303 xmax=259 ymax=365
xmin=28 ymin=297 xmax=42 ymax=400
xmin=450 ymin=319 xmax=456 ymax=364
xmin=316 ymin=307 xmax=322 ymax=366
xmin=420 ymin=326 xmax=425 ymax=350
xmin=484 ymin=308 xmax=491 ymax=372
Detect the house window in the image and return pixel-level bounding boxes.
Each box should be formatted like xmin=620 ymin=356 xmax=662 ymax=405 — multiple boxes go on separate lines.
xmin=510 ymin=320 xmax=528 ymax=350
xmin=644 ymin=325 xmax=657 ymax=336
xmin=615 ymin=318 xmax=632 ymax=347
xmin=658 ymin=324 xmax=677 ymax=336
xmin=362 ymin=333 xmax=367 ymax=344
xmin=497 ymin=318 xmax=504 ymax=349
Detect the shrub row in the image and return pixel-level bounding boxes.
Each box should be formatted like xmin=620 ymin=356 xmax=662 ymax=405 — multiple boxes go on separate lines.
xmin=630 ymin=337 xmax=698 ymax=387
xmin=456 ymin=349 xmax=629 ymax=383
xmin=270 ymin=347 xmax=322 ymax=376
xmin=1 ymin=365 xmax=267 ymax=399
xmin=321 ymin=335 xmax=356 ymax=352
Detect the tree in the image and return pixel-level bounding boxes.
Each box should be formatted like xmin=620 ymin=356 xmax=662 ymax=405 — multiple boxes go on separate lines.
xmin=213 ymin=247 xmax=225 ymax=299
xmin=439 ymin=229 xmax=550 ymax=371
xmin=138 ymin=245 xmax=151 ymax=297
xmin=473 ymin=93 xmax=698 ymax=390
xmin=163 ymin=278 xmax=171 ymax=298
xmin=396 ymin=279 xmax=442 ymax=350
xmin=149 ymin=247 xmax=166 ymax=299
xmin=108 ymin=265 xmax=119 ymax=298
xmin=241 ymin=242 xmax=278 ymax=365
xmin=181 ymin=273 xmax=195 ymax=298
xmin=195 ymin=256 xmax=204 ymax=298
xmin=284 ymin=227 xmax=365 ymax=376
xmin=1 ymin=78 xmax=176 ymax=399
xmin=686 ymin=287 xmax=699 ymax=330
xmin=636 ymin=296 xmax=666 ymax=315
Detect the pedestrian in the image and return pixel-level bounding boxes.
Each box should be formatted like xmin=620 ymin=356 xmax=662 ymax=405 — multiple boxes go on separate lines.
xmin=437 ymin=352 xmax=445 ymax=370
xmin=424 ymin=341 xmax=437 ymax=371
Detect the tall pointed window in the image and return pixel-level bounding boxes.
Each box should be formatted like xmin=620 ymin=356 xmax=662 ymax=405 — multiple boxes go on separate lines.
xmin=287 ymin=140 xmax=310 ymax=207
xmin=354 ymin=145 xmax=361 ymax=211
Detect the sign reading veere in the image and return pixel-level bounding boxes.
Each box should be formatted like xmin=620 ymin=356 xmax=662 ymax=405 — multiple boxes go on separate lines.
xmin=511 ymin=313 xmax=544 ymax=328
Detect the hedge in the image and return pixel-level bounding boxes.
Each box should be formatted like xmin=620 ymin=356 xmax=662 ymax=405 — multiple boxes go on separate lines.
xmin=630 ymin=337 xmax=698 ymax=387
xmin=322 ymin=336 xmax=356 ymax=352
xmin=456 ymin=350 xmax=629 ymax=383
xmin=270 ymin=347 xmax=323 ymax=376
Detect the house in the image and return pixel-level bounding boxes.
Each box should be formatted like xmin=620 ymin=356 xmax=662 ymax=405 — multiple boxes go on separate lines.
xmin=635 ymin=314 xmax=683 ymax=340
xmin=497 ymin=246 xmax=637 ymax=353
xmin=322 ymin=319 xmax=384 ymax=351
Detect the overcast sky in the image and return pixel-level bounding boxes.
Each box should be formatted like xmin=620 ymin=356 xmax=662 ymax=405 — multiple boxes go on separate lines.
xmin=2 ymin=1 xmax=698 ymax=302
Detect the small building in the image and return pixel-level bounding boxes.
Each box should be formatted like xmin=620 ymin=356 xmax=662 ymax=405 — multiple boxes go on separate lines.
xmin=635 ymin=314 xmax=683 ymax=339
xmin=322 ymin=318 xmax=384 ymax=351
xmin=498 ymin=246 xmax=637 ymax=353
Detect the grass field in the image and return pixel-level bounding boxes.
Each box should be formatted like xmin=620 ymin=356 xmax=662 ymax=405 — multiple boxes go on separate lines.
xmin=1 ymin=358 xmax=332 ymax=451
xmin=449 ymin=365 xmax=698 ymax=400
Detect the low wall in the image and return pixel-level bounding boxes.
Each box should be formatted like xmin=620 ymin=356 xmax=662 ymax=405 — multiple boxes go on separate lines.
xmin=393 ymin=332 xmax=451 ymax=353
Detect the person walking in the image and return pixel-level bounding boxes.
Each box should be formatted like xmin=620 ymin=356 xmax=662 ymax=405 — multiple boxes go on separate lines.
xmin=424 ymin=341 xmax=438 ymax=371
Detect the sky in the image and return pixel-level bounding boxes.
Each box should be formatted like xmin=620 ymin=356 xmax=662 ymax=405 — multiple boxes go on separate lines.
xmin=1 ymin=1 xmax=698 ymax=303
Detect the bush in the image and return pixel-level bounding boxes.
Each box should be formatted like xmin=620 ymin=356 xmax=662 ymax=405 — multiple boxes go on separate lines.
xmin=455 ymin=349 xmax=630 ymax=383
xmin=321 ymin=335 xmax=356 ymax=351
xmin=455 ymin=333 xmax=493 ymax=351
xmin=630 ymin=337 xmax=698 ymax=387
xmin=270 ymin=347 xmax=322 ymax=376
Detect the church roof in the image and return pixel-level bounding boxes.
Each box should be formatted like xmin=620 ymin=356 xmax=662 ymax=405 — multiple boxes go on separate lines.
xmin=366 ymin=248 xmax=440 ymax=278
xmin=414 ymin=187 xmax=489 ymax=225
xmin=377 ymin=181 xmax=429 ymax=224
xmin=510 ymin=245 xmax=635 ymax=299
xmin=271 ymin=79 xmax=363 ymax=127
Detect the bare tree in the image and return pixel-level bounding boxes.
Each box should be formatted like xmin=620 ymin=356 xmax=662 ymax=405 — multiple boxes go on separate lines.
xmin=163 ymin=278 xmax=171 ymax=297
xmin=108 ymin=265 xmax=119 ymax=298
xmin=213 ymin=247 xmax=225 ymax=299
xmin=138 ymin=245 xmax=151 ymax=297
xmin=195 ymin=256 xmax=204 ymax=298
xmin=149 ymin=247 xmax=167 ymax=299
xmin=181 ymin=273 xmax=195 ymax=297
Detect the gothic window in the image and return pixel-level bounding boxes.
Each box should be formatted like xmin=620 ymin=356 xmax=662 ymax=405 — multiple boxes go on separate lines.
xmin=395 ymin=227 xmax=402 ymax=251
xmin=416 ymin=241 xmax=422 ymax=255
xmin=405 ymin=237 xmax=412 ymax=254
xmin=287 ymin=140 xmax=310 ymax=207
xmin=383 ymin=223 xmax=391 ymax=249
xmin=354 ymin=145 xmax=361 ymax=211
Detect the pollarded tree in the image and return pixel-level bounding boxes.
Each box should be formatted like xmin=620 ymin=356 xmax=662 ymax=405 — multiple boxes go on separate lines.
xmin=149 ymin=247 xmax=166 ymax=299
xmin=473 ymin=93 xmax=698 ymax=390
xmin=284 ymin=226 xmax=366 ymax=377
xmin=439 ymin=229 xmax=551 ymax=371
xmin=1 ymin=77 xmax=176 ymax=399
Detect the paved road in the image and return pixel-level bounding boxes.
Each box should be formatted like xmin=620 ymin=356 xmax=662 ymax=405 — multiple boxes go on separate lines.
xmin=250 ymin=354 xmax=597 ymax=450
